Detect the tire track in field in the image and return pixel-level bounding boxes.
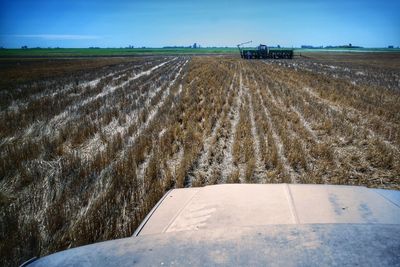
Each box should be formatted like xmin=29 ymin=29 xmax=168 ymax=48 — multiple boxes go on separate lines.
xmin=97 ymin=60 xmax=185 ymax=163
xmin=35 ymin=59 xmax=183 ymax=161
xmin=254 ymin=81 xmax=298 ymax=183
xmin=12 ymin=58 xmax=178 ymax=145
xmin=251 ymin=77 xmax=322 ymax=182
xmin=189 ymin=72 xmax=237 ymax=186
xmin=76 ymin=58 xmax=178 ymax=113
xmin=262 ymin=78 xmax=340 ymax=182
xmin=80 ymin=59 xmax=188 ymax=219
xmin=135 ymin=60 xmax=189 ymax=191
xmin=211 ymin=73 xmax=239 ymax=184
xmin=260 ymin=73 xmax=371 ymax=182
xmin=119 ymin=59 xmax=188 ymax=181
xmin=79 ymin=61 xmax=186 ymax=160
xmin=244 ymin=82 xmax=264 ymax=183
xmin=128 ymin=59 xmax=188 ymax=146
xmin=221 ymin=70 xmax=243 ymax=182
xmin=140 ymin=69 xmax=189 ymax=192
xmin=252 ymin=72 xmax=320 ymax=144
xmin=290 ymin=106 xmax=319 ymax=143
xmin=0 ymin=62 xmax=152 ymax=143
xmin=1 ymin=58 xmax=166 ymax=117
xmin=187 ymin=112 xmax=221 ymax=186
xmin=132 ymin=61 xmax=189 ymax=202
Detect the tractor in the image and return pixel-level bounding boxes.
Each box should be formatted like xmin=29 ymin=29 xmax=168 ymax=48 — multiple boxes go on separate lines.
xmin=237 ymin=41 xmax=293 ymax=59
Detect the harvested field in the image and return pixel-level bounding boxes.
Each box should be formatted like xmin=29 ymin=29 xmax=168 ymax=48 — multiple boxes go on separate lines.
xmin=1 ymin=54 xmax=399 ymax=265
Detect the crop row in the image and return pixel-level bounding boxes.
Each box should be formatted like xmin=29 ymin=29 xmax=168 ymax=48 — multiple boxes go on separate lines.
xmin=1 ymin=56 xmax=399 ymax=266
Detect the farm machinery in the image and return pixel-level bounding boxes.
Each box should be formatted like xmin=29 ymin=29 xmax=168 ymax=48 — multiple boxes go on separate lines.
xmin=237 ymin=41 xmax=293 ymax=59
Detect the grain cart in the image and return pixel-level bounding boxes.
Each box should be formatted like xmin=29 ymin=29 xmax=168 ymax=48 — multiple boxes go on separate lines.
xmin=237 ymin=41 xmax=293 ymax=59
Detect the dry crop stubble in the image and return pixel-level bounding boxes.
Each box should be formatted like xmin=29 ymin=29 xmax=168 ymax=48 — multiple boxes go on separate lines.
xmin=0 ymin=54 xmax=399 ymax=266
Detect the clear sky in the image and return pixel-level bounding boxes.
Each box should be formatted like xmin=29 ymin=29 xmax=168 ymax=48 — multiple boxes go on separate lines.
xmin=0 ymin=0 xmax=399 ymax=48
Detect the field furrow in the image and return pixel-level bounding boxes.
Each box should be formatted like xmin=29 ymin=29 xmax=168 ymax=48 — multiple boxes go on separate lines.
xmin=1 ymin=55 xmax=399 ymax=266
xmin=220 ymin=73 xmax=242 ymax=183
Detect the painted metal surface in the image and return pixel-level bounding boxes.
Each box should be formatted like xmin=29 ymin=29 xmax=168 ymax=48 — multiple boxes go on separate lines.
xmin=27 ymin=184 xmax=400 ymax=266
xmin=137 ymin=184 xmax=400 ymax=235
xmin=29 ymin=224 xmax=400 ymax=266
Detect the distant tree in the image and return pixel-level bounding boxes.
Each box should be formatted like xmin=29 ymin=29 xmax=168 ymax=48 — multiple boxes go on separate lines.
xmin=21 ymin=45 xmax=28 ymax=49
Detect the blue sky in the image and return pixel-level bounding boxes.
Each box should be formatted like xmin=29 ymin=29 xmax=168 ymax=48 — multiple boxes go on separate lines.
xmin=0 ymin=0 xmax=399 ymax=48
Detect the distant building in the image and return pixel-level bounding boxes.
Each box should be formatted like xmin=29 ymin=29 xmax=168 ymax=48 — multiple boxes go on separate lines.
xmin=388 ymin=45 xmax=394 ymax=49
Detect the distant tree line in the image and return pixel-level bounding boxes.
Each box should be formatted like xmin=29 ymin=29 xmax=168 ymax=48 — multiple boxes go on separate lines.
xmin=301 ymin=44 xmax=363 ymax=49
xmin=163 ymin=43 xmax=201 ymax=49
